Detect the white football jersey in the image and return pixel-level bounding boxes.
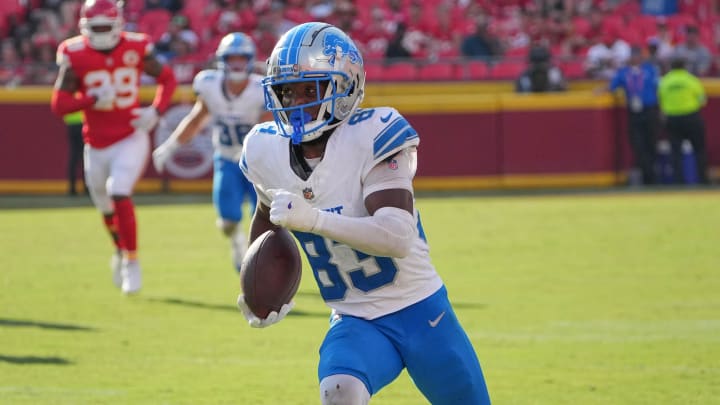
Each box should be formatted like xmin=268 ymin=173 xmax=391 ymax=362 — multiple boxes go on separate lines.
xmin=192 ymin=70 xmax=266 ymax=161
xmin=241 ymin=107 xmax=444 ymax=320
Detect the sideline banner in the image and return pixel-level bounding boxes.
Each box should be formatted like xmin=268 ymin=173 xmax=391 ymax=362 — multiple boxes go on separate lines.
xmin=0 ymin=83 xmax=717 ymax=193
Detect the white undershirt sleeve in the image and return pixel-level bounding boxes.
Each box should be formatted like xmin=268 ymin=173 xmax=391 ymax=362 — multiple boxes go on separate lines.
xmin=311 ymin=147 xmax=418 ymax=258
xmin=313 ymin=206 xmax=415 ymax=258
xmin=254 ymin=184 xmax=272 ymax=207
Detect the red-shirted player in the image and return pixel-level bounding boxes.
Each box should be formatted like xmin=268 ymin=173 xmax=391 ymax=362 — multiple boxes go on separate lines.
xmin=50 ymin=0 xmax=177 ymax=294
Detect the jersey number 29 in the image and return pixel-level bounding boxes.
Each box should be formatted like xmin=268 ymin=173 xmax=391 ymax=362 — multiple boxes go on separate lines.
xmin=84 ymin=68 xmax=138 ymax=110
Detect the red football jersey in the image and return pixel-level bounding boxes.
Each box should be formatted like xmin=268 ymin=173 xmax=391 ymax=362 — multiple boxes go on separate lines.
xmin=56 ymin=32 xmax=153 ymax=148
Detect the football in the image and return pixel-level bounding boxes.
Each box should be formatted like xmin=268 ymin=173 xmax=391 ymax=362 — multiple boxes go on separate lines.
xmin=240 ymin=228 xmax=302 ymax=319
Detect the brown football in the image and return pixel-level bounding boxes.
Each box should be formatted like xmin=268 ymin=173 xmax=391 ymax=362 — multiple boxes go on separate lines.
xmin=240 ymin=228 xmax=302 ymax=319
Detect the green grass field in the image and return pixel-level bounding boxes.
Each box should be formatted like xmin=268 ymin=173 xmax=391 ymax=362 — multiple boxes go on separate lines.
xmin=1 ymin=190 xmax=719 ymax=404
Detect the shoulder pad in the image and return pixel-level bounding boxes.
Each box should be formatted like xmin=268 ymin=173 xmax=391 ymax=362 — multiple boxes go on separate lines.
xmin=240 ymin=122 xmax=281 ymax=178
xmin=253 ymin=121 xmax=280 ymax=136
xmin=57 ymin=37 xmax=84 ymax=66
xmin=123 ymin=32 xmax=149 ymax=42
xmin=370 ymin=107 xmax=419 ymax=161
xmin=192 ymin=69 xmax=220 ymax=94
xmin=63 ymin=37 xmax=86 ymax=53
xmin=195 ymin=69 xmax=220 ymax=82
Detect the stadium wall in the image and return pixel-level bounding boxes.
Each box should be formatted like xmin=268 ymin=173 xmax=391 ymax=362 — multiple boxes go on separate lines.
xmin=1 ymin=81 xmax=718 ymax=194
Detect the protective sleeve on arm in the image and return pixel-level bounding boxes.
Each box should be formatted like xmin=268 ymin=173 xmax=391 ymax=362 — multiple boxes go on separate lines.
xmin=313 ymin=206 xmax=416 ymax=258
xmin=50 ymin=89 xmax=95 ymax=116
xmin=151 ymin=65 xmax=177 ymax=114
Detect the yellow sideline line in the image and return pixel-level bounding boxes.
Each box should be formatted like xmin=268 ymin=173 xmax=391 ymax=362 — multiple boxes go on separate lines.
xmin=5 ymin=79 xmax=720 ymax=112
xmin=0 ymin=172 xmax=626 ymax=194
xmin=414 ymin=172 xmax=621 ymax=190
xmin=4 ymin=168 xmax=719 ymax=194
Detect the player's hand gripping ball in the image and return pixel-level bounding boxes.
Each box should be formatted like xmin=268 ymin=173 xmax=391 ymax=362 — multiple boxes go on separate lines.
xmin=238 ymin=228 xmax=302 ymax=326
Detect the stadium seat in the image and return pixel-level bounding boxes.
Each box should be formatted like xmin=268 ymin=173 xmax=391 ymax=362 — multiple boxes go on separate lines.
xmin=182 ymin=0 xmax=210 ymax=33
xmin=489 ymin=60 xmax=525 ymax=80
xmin=137 ymin=9 xmax=171 ymax=43
xmin=379 ymin=62 xmax=418 ymax=82
xmin=463 ymin=60 xmax=490 ymax=80
xmin=364 ymin=62 xmax=385 ymax=82
xmin=505 ymin=46 xmax=529 ymax=59
xmin=417 ymin=62 xmax=456 ymax=81
xmin=559 ymin=60 xmax=586 ymax=80
xmin=124 ymin=0 xmax=145 ymax=15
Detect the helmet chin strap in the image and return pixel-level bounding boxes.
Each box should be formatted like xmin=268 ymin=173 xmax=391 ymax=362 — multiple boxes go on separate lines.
xmin=289 ymin=110 xmax=312 ymax=145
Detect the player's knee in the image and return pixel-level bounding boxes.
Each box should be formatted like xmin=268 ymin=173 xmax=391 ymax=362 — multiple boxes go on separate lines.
xmin=319 ymin=374 xmax=370 ymax=405
xmin=216 ymin=218 xmax=238 ymax=237
xmin=107 ymin=177 xmax=134 ymax=197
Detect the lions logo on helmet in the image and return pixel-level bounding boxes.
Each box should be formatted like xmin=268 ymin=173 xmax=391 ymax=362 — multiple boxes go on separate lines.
xmin=79 ymin=0 xmax=124 ymax=50
xmin=216 ymin=33 xmax=256 ymax=82
xmin=263 ymin=22 xmax=365 ymax=144
xmin=323 ymin=33 xmax=362 ymax=67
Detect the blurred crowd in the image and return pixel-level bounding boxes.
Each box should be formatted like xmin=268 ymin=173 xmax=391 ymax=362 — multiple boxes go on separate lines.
xmin=1 ymin=0 xmax=719 ymax=85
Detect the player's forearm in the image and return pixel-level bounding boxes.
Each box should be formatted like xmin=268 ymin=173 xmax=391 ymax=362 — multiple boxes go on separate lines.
xmin=172 ymin=118 xmax=200 ymax=145
xmin=167 ymin=108 xmax=208 ymax=146
xmin=313 ymin=207 xmax=415 ymax=258
xmin=250 ymin=204 xmax=280 ymax=243
xmin=50 ymin=90 xmax=95 ymax=116
xmin=151 ymin=65 xmax=177 ymax=114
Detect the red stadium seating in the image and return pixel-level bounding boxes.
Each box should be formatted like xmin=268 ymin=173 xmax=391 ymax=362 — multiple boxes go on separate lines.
xmin=505 ymin=46 xmax=529 ymax=59
xmin=417 ymin=62 xmax=456 ymax=81
xmin=559 ymin=60 xmax=586 ymax=80
xmin=364 ymin=62 xmax=385 ymax=82
xmin=378 ymin=62 xmax=418 ymax=82
xmin=137 ymin=9 xmax=171 ymax=43
xmin=11 ymin=0 xmax=718 ymax=85
xmin=489 ymin=60 xmax=525 ymax=80
xmin=124 ymin=0 xmax=145 ymax=15
xmin=463 ymin=60 xmax=490 ymax=80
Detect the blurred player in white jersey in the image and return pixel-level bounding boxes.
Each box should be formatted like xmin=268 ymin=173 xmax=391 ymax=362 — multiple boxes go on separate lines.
xmin=50 ymin=0 xmax=177 ymax=294
xmin=237 ymin=22 xmax=491 ymax=404
xmin=152 ymin=32 xmax=273 ymax=272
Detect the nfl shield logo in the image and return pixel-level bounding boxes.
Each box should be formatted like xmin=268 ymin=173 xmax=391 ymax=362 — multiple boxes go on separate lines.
xmin=302 ymin=187 xmax=314 ymax=200
xmin=388 ymin=159 xmax=399 ymax=170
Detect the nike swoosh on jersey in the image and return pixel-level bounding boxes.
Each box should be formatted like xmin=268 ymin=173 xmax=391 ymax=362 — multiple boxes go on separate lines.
xmin=428 ymin=311 xmax=446 ymax=327
xmin=380 ymin=112 xmax=393 ymax=123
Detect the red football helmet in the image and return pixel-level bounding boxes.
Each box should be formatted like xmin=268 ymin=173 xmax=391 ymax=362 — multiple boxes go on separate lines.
xmin=79 ymin=0 xmax=124 ymax=50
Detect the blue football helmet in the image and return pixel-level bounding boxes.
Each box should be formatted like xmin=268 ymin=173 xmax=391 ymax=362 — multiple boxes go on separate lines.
xmin=216 ymin=32 xmax=256 ymax=82
xmin=263 ymin=22 xmax=366 ymax=144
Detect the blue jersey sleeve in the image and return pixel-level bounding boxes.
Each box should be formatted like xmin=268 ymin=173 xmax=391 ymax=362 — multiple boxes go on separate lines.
xmin=608 ymin=68 xmax=625 ymax=92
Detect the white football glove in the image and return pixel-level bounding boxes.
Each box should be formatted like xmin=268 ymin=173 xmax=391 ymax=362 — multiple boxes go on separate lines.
xmin=130 ymin=106 xmax=159 ymax=132
xmin=87 ymin=82 xmax=115 ymax=110
xmin=268 ymin=189 xmax=320 ymax=232
xmin=152 ymin=139 xmax=180 ymax=172
xmin=237 ymin=294 xmax=294 ymax=328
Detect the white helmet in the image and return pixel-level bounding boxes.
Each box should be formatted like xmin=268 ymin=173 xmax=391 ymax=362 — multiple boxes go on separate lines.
xmin=216 ymin=32 xmax=256 ymax=82
xmin=79 ymin=0 xmax=124 ymax=51
xmin=263 ymin=22 xmax=365 ymax=144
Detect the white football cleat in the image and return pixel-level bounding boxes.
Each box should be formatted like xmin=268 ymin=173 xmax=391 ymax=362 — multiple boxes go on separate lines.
xmin=110 ymin=251 xmax=122 ymax=288
xmin=121 ymin=258 xmax=142 ymax=294
xmin=231 ymin=230 xmax=247 ymax=272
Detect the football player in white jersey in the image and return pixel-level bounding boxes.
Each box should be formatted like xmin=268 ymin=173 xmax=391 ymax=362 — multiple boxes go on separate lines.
xmin=153 ymin=32 xmax=273 ymax=272
xmin=237 ymin=22 xmax=491 ymax=405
